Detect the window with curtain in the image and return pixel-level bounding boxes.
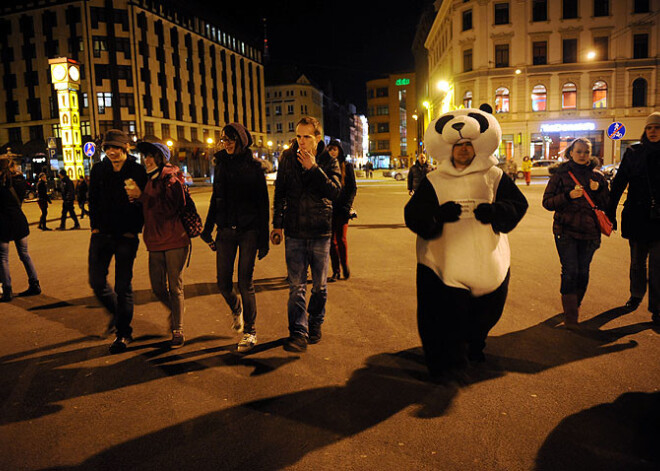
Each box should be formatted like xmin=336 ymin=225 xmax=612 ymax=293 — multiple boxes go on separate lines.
xmin=463 ymin=91 xmax=473 ymax=109
xmin=495 ymin=87 xmax=510 ymax=113
xmin=562 ymin=82 xmax=577 ymax=109
xmin=532 ymin=85 xmax=547 ymax=111
xmin=592 ymin=81 xmax=607 ymax=108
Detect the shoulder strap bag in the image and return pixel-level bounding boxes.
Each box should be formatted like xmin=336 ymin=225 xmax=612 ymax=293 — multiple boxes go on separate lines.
xmin=568 ymin=171 xmax=613 ymax=236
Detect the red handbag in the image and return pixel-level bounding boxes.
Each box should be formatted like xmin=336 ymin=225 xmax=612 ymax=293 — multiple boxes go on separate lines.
xmin=568 ymin=171 xmax=613 ymax=236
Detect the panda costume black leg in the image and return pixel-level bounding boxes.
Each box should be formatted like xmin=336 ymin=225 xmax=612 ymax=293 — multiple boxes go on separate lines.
xmin=405 ymin=107 xmax=527 ymax=380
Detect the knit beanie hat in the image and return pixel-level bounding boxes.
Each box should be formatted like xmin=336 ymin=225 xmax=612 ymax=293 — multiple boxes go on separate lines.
xmin=225 ymin=123 xmax=253 ymax=148
xmin=645 ymin=112 xmax=660 ymax=127
xmin=137 ymin=142 xmax=171 ymax=165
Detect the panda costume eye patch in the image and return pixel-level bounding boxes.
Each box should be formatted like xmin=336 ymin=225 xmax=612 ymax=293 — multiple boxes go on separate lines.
xmin=467 ymin=113 xmax=489 ymax=133
xmin=435 ymin=115 xmax=455 ymax=134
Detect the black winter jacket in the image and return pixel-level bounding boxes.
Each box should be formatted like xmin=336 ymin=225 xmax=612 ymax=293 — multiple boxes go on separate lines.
xmin=60 ymin=175 xmax=75 ymax=203
xmin=273 ymin=141 xmax=342 ymax=239
xmin=408 ymin=160 xmax=432 ymax=192
xmin=203 ymin=148 xmax=270 ymax=253
xmin=89 ymin=156 xmax=148 ymax=236
xmin=0 ymin=176 xmax=29 ymax=242
xmin=542 ymin=159 xmax=609 ymax=240
xmin=608 ymin=140 xmax=660 ymax=241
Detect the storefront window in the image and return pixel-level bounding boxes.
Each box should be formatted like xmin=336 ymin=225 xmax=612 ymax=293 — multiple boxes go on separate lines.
xmin=495 ymin=87 xmax=509 ymax=113
xmin=592 ymin=81 xmax=607 ymax=108
xmin=531 ymin=85 xmax=547 ymax=111
xmin=531 ymin=130 xmax=604 ymax=161
xmin=463 ymin=91 xmax=472 ymax=108
xmin=562 ymin=82 xmax=577 ymax=109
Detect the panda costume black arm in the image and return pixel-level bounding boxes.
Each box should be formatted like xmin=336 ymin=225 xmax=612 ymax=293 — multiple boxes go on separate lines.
xmin=473 ymin=173 xmax=528 ymax=233
xmin=404 ymin=178 xmax=462 ymax=240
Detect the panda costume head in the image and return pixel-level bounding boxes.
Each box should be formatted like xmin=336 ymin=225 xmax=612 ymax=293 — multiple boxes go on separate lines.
xmin=425 ymin=106 xmax=501 ymax=175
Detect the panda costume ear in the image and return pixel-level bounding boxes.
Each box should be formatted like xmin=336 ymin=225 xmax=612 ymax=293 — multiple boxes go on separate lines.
xmin=479 ymin=103 xmax=493 ymax=114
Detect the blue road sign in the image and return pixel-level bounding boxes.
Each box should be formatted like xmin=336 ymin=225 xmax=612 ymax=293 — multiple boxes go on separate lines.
xmin=84 ymin=142 xmax=96 ymax=157
xmin=607 ymin=122 xmax=626 ymax=140
xmin=48 ymin=149 xmax=57 ymax=160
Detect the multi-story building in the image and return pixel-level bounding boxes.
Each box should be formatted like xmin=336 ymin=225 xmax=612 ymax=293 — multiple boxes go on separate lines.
xmin=366 ymin=72 xmax=418 ymax=169
xmin=423 ymin=0 xmax=658 ymax=165
xmin=265 ymin=73 xmax=323 ymax=160
xmin=0 ymin=0 xmax=266 ymax=178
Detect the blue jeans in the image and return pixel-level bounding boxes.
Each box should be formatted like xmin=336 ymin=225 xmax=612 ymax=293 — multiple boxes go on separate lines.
xmin=88 ymin=233 xmax=140 ymax=338
xmin=0 ymin=237 xmax=39 ymax=288
xmin=216 ymin=228 xmax=259 ymax=335
xmin=554 ymin=234 xmax=600 ymax=304
xmin=285 ymin=237 xmax=331 ymax=338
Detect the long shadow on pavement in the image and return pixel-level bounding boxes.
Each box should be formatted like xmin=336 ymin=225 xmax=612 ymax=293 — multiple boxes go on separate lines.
xmin=535 ymin=391 xmax=660 ymax=470
xmin=33 ymin=308 xmax=655 ymax=470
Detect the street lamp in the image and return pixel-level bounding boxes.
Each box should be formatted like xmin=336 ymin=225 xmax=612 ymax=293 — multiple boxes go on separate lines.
xmin=267 ymin=140 xmax=273 ymax=162
xmin=166 ymin=140 xmax=174 ymax=148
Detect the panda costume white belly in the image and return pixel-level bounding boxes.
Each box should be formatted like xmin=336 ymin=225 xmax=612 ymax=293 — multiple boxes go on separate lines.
xmin=404 ymin=107 xmax=528 ymax=378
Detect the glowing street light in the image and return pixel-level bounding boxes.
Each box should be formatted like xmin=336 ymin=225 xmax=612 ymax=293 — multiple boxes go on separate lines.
xmin=587 ymin=50 xmax=597 ymax=60
xmin=515 ymin=69 xmax=522 ymax=75
xmin=437 ymin=80 xmax=450 ymax=92
xmin=166 ymin=140 xmax=174 ymax=148
xmin=207 ymin=137 xmax=214 ymax=145
xmin=422 ymin=101 xmax=430 ymax=109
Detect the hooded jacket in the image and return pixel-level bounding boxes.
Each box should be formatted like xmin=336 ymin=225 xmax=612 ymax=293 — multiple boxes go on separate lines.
xmin=273 ymin=140 xmax=342 ymax=239
xmin=608 ymin=138 xmax=660 ymax=241
xmin=89 ymin=155 xmax=148 ymax=236
xmin=139 ymin=164 xmax=190 ymax=252
xmin=542 ymin=158 xmax=609 ymax=240
xmin=323 ymin=143 xmax=356 ymax=219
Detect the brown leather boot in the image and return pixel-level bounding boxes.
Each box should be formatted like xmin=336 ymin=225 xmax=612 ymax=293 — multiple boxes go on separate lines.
xmin=561 ymin=294 xmax=580 ymax=329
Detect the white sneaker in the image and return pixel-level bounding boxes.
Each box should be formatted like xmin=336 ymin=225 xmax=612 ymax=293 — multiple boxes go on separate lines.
xmin=237 ymin=333 xmax=257 ymax=353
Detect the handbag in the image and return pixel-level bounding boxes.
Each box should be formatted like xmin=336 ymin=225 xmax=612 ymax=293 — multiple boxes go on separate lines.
xmin=568 ymin=171 xmax=613 ymax=236
xmin=180 ymin=184 xmax=203 ymax=238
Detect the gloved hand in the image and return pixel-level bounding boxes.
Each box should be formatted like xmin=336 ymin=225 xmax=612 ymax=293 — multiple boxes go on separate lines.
xmin=436 ymin=201 xmax=462 ymax=223
xmin=474 ymin=203 xmax=495 ymax=224
xmin=200 ymin=230 xmax=213 ymax=244
xmin=258 ymin=246 xmax=269 ymax=260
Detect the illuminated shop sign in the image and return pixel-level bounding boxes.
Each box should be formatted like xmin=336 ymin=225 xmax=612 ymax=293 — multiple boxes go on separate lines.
xmin=540 ymin=122 xmax=596 ymax=133
xmin=396 ymin=78 xmax=410 ymax=86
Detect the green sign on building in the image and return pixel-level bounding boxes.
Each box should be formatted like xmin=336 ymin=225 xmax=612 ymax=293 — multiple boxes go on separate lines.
xmin=396 ymin=78 xmax=410 ymax=86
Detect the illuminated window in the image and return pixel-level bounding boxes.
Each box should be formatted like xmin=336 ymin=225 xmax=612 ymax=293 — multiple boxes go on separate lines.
xmin=562 ymin=82 xmax=577 ymax=109
xmin=463 ymin=91 xmax=473 ymax=108
xmin=495 ymin=87 xmax=509 ymax=113
xmin=592 ymin=81 xmax=607 ymax=108
xmin=531 ymin=85 xmax=547 ymax=111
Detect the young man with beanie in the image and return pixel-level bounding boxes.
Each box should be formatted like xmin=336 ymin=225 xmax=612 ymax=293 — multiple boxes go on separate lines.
xmin=89 ymin=129 xmax=148 ymax=353
xmin=607 ymin=111 xmax=660 ymax=325
xmin=271 ymin=116 xmax=342 ymax=352
xmin=56 ymin=169 xmax=80 ymax=230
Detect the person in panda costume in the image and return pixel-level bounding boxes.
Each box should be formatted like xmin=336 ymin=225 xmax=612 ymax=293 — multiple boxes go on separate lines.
xmin=404 ymin=106 xmax=528 ymax=379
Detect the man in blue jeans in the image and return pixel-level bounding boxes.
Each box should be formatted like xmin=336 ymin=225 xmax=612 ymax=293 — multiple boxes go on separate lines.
xmin=271 ymin=116 xmax=342 ymax=352
xmin=88 ymin=129 xmax=147 ymax=354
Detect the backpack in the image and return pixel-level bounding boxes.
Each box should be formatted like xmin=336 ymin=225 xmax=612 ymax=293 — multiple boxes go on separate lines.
xmin=181 ymin=184 xmax=203 ymax=237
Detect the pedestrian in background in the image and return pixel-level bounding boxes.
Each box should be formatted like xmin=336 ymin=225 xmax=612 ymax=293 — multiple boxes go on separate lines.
xmin=365 ymin=160 xmax=374 ymax=179
xmin=126 ymin=142 xmax=190 ymax=348
xmin=408 ymin=152 xmax=432 ymax=196
xmin=36 ymin=172 xmax=52 ymax=231
xmin=56 ymin=169 xmax=80 ymax=230
xmin=607 ymin=112 xmax=660 ymax=325
xmin=0 ymin=155 xmax=41 ymax=301
xmin=271 ymin=116 xmax=341 ymax=352
xmin=521 ymin=156 xmax=532 ymax=186
xmin=542 ymin=138 xmax=609 ymax=329
xmin=327 ymin=140 xmax=356 ymax=282
xmin=88 ymin=129 xmax=147 ymax=354
xmin=201 ymin=123 xmax=270 ymax=354
xmin=76 ymin=176 xmax=89 ymax=219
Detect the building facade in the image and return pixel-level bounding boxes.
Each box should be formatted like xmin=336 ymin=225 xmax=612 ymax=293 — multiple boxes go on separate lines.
xmin=366 ymin=72 xmax=418 ymax=169
xmin=265 ymin=74 xmax=323 ymax=160
xmin=0 ymin=0 xmax=266 ymax=178
xmin=424 ymin=0 xmax=658 ymax=165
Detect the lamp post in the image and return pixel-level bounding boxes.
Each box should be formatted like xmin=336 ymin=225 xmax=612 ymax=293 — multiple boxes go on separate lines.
xmin=267 ymin=140 xmax=273 ymax=162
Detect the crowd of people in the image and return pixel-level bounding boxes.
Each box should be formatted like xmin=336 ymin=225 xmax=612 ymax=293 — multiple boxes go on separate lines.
xmin=1 ymin=111 xmax=659 ymax=379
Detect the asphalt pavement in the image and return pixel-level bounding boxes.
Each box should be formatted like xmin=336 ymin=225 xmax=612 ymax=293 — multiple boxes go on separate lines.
xmin=0 ymin=177 xmax=658 ymax=470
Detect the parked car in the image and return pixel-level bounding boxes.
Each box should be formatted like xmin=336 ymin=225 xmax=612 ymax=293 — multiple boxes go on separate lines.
xmin=384 ymin=168 xmax=409 ymax=181
xmin=516 ymin=159 xmax=561 ymax=179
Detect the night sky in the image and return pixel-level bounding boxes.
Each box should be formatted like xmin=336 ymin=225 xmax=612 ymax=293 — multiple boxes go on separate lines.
xmin=187 ymin=0 xmax=431 ymax=113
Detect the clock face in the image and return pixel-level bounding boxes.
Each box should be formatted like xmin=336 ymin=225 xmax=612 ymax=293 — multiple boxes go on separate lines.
xmin=52 ymin=64 xmax=67 ymax=81
xmin=68 ymin=66 xmax=80 ymax=81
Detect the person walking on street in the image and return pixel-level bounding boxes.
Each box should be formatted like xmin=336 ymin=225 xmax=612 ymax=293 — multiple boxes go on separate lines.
xmin=607 ymin=112 xmax=660 ymax=325
xmin=76 ymin=176 xmax=89 ymax=219
xmin=36 ymin=172 xmax=52 ymax=231
xmin=327 ymin=140 xmax=357 ymax=282
xmin=88 ymin=129 xmax=147 ymax=353
xmin=365 ymin=161 xmax=374 ymax=179
xmin=542 ymin=138 xmax=609 ymax=329
xmin=408 ymin=153 xmax=432 ymax=196
xmin=201 ymin=123 xmax=270 ymax=354
xmin=521 ymin=156 xmax=532 ymax=186
xmin=57 ymin=169 xmax=80 ymax=230
xmin=0 ymin=155 xmax=41 ymax=301
xmin=126 ymin=142 xmax=190 ymax=349
xmin=271 ymin=116 xmax=342 ymax=352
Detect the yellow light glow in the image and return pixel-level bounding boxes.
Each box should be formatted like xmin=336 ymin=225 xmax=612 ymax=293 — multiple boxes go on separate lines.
xmin=587 ymin=51 xmax=596 ymax=60
xmin=166 ymin=140 xmax=174 ymax=147
xmin=437 ymin=80 xmax=450 ymax=92
xmin=412 ymin=113 xmax=418 ymax=120
xmin=422 ymin=101 xmax=430 ymax=109
xmin=267 ymin=140 xmax=273 ymax=147
xmin=207 ymin=137 xmax=214 ymax=144
xmin=283 ymin=144 xmax=289 ymax=150
xmin=515 ymin=69 xmax=522 ymax=75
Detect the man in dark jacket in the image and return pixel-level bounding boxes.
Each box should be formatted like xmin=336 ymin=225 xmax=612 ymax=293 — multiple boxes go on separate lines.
xmin=88 ymin=129 xmax=147 ymax=353
xmin=57 ymin=169 xmax=80 ymax=230
xmin=271 ymin=116 xmax=342 ymax=352
xmin=76 ymin=176 xmax=89 ymax=218
xmin=408 ymin=152 xmax=432 ymax=195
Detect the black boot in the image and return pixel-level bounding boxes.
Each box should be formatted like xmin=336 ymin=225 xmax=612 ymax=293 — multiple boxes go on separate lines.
xmin=341 ymin=263 xmax=350 ymax=280
xmin=0 ymin=286 xmax=12 ymax=302
xmin=18 ymin=281 xmax=41 ymax=297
